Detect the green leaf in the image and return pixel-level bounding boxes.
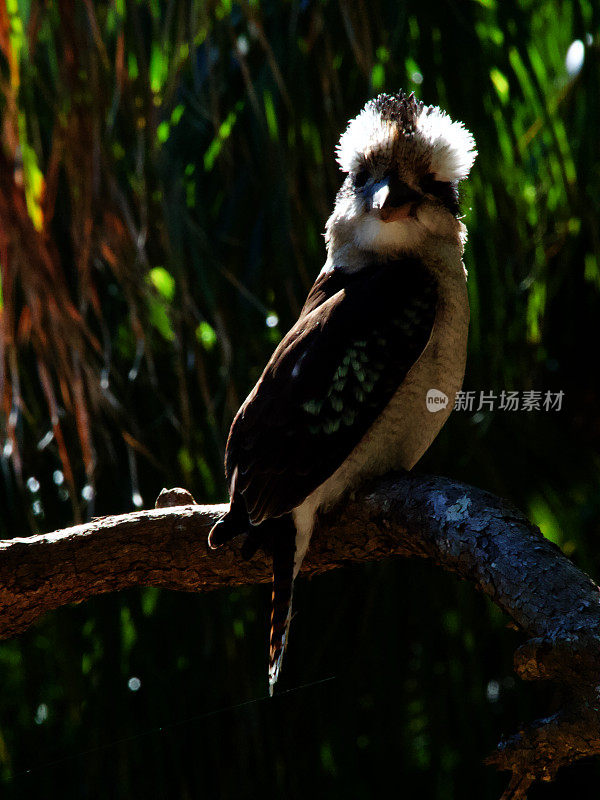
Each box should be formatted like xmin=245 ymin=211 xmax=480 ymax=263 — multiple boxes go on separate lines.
xmin=127 ymin=52 xmax=139 ymax=80
xmin=171 ymin=104 xmax=184 ymax=125
xmin=147 ymin=296 xmax=175 ymax=342
xmin=148 ymin=267 xmax=175 ymax=301
xmin=371 ymin=62 xmax=385 ymax=91
xmin=528 ymin=496 xmax=562 ymax=546
xmin=156 ymin=120 xmax=170 ymax=143
xmin=263 ymin=90 xmax=278 ymax=140
xmin=149 ymin=42 xmax=168 ymax=94
xmin=196 ymin=321 xmax=217 ymax=350
xmin=141 ymin=588 xmax=160 ymax=617
xmin=490 ymin=67 xmax=509 ymax=102
xmin=204 ymin=106 xmax=241 ymax=171
xmin=120 ymin=606 xmax=137 ymax=652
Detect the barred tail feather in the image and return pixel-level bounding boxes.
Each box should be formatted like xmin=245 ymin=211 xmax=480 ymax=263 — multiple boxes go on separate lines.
xmin=268 ymin=516 xmax=296 ymax=696
xmin=209 ymin=500 xmax=296 ymax=694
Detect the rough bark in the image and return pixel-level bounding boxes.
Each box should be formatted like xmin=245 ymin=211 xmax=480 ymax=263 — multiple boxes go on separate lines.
xmin=1 ymin=473 xmax=599 ymax=798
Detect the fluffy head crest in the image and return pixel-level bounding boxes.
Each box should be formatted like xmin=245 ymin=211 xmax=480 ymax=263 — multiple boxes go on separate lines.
xmin=336 ymin=90 xmax=477 ymax=183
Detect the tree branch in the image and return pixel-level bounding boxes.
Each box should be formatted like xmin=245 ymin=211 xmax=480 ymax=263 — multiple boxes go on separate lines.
xmin=1 ymin=473 xmax=599 ymax=798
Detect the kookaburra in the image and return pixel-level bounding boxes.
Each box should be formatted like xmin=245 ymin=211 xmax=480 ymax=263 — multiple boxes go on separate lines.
xmin=209 ymin=91 xmax=476 ymax=693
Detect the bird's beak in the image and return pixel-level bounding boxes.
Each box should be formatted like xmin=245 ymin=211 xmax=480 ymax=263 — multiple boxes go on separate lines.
xmin=370 ymin=180 xmax=391 ymax=211
xmin=368 ymin=178 xmax=422 ymax=221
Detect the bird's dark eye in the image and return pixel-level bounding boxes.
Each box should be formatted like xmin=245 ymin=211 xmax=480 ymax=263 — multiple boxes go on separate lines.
xmin=353 ymin=168 xmax=369 ymax=189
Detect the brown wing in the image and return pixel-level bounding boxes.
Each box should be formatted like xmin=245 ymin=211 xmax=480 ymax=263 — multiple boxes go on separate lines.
xmin=225 ymin=257 xmax=437 ymax=523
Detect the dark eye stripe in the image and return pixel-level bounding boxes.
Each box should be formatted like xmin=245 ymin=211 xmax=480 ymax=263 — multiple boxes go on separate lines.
xmin=421 ymin=174 xmax=460 ymax=216
xmin=353 ymin=168 xmax=369 ymax=188
xmin=421 ymin=173 xmax=443 ymax=193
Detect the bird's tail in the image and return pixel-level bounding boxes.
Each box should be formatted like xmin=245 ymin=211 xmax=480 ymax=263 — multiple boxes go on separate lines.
xmin=209 ymin=499 xmax=296 ymax=694
xmin=268 ymin=516 xmax=297 ymax=696
xmin=208 ymin=493 xmax=250 ymax=549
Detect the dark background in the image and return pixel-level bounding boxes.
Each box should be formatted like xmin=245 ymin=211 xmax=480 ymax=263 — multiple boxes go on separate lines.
xmin=0 ymin=0 xmax=599 ymax=797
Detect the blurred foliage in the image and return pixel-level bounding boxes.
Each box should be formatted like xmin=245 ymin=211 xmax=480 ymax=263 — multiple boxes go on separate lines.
xmin=0 ymin=0 xmax=599 ymax=797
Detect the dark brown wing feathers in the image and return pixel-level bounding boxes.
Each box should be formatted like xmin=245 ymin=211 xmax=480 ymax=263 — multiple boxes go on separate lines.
xmin=226 ymin=257 xmax=437 ymax=523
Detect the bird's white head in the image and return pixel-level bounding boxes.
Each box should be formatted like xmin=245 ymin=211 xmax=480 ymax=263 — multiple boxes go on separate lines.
xmin=325 ymin=91 xmax=477 ymax=266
